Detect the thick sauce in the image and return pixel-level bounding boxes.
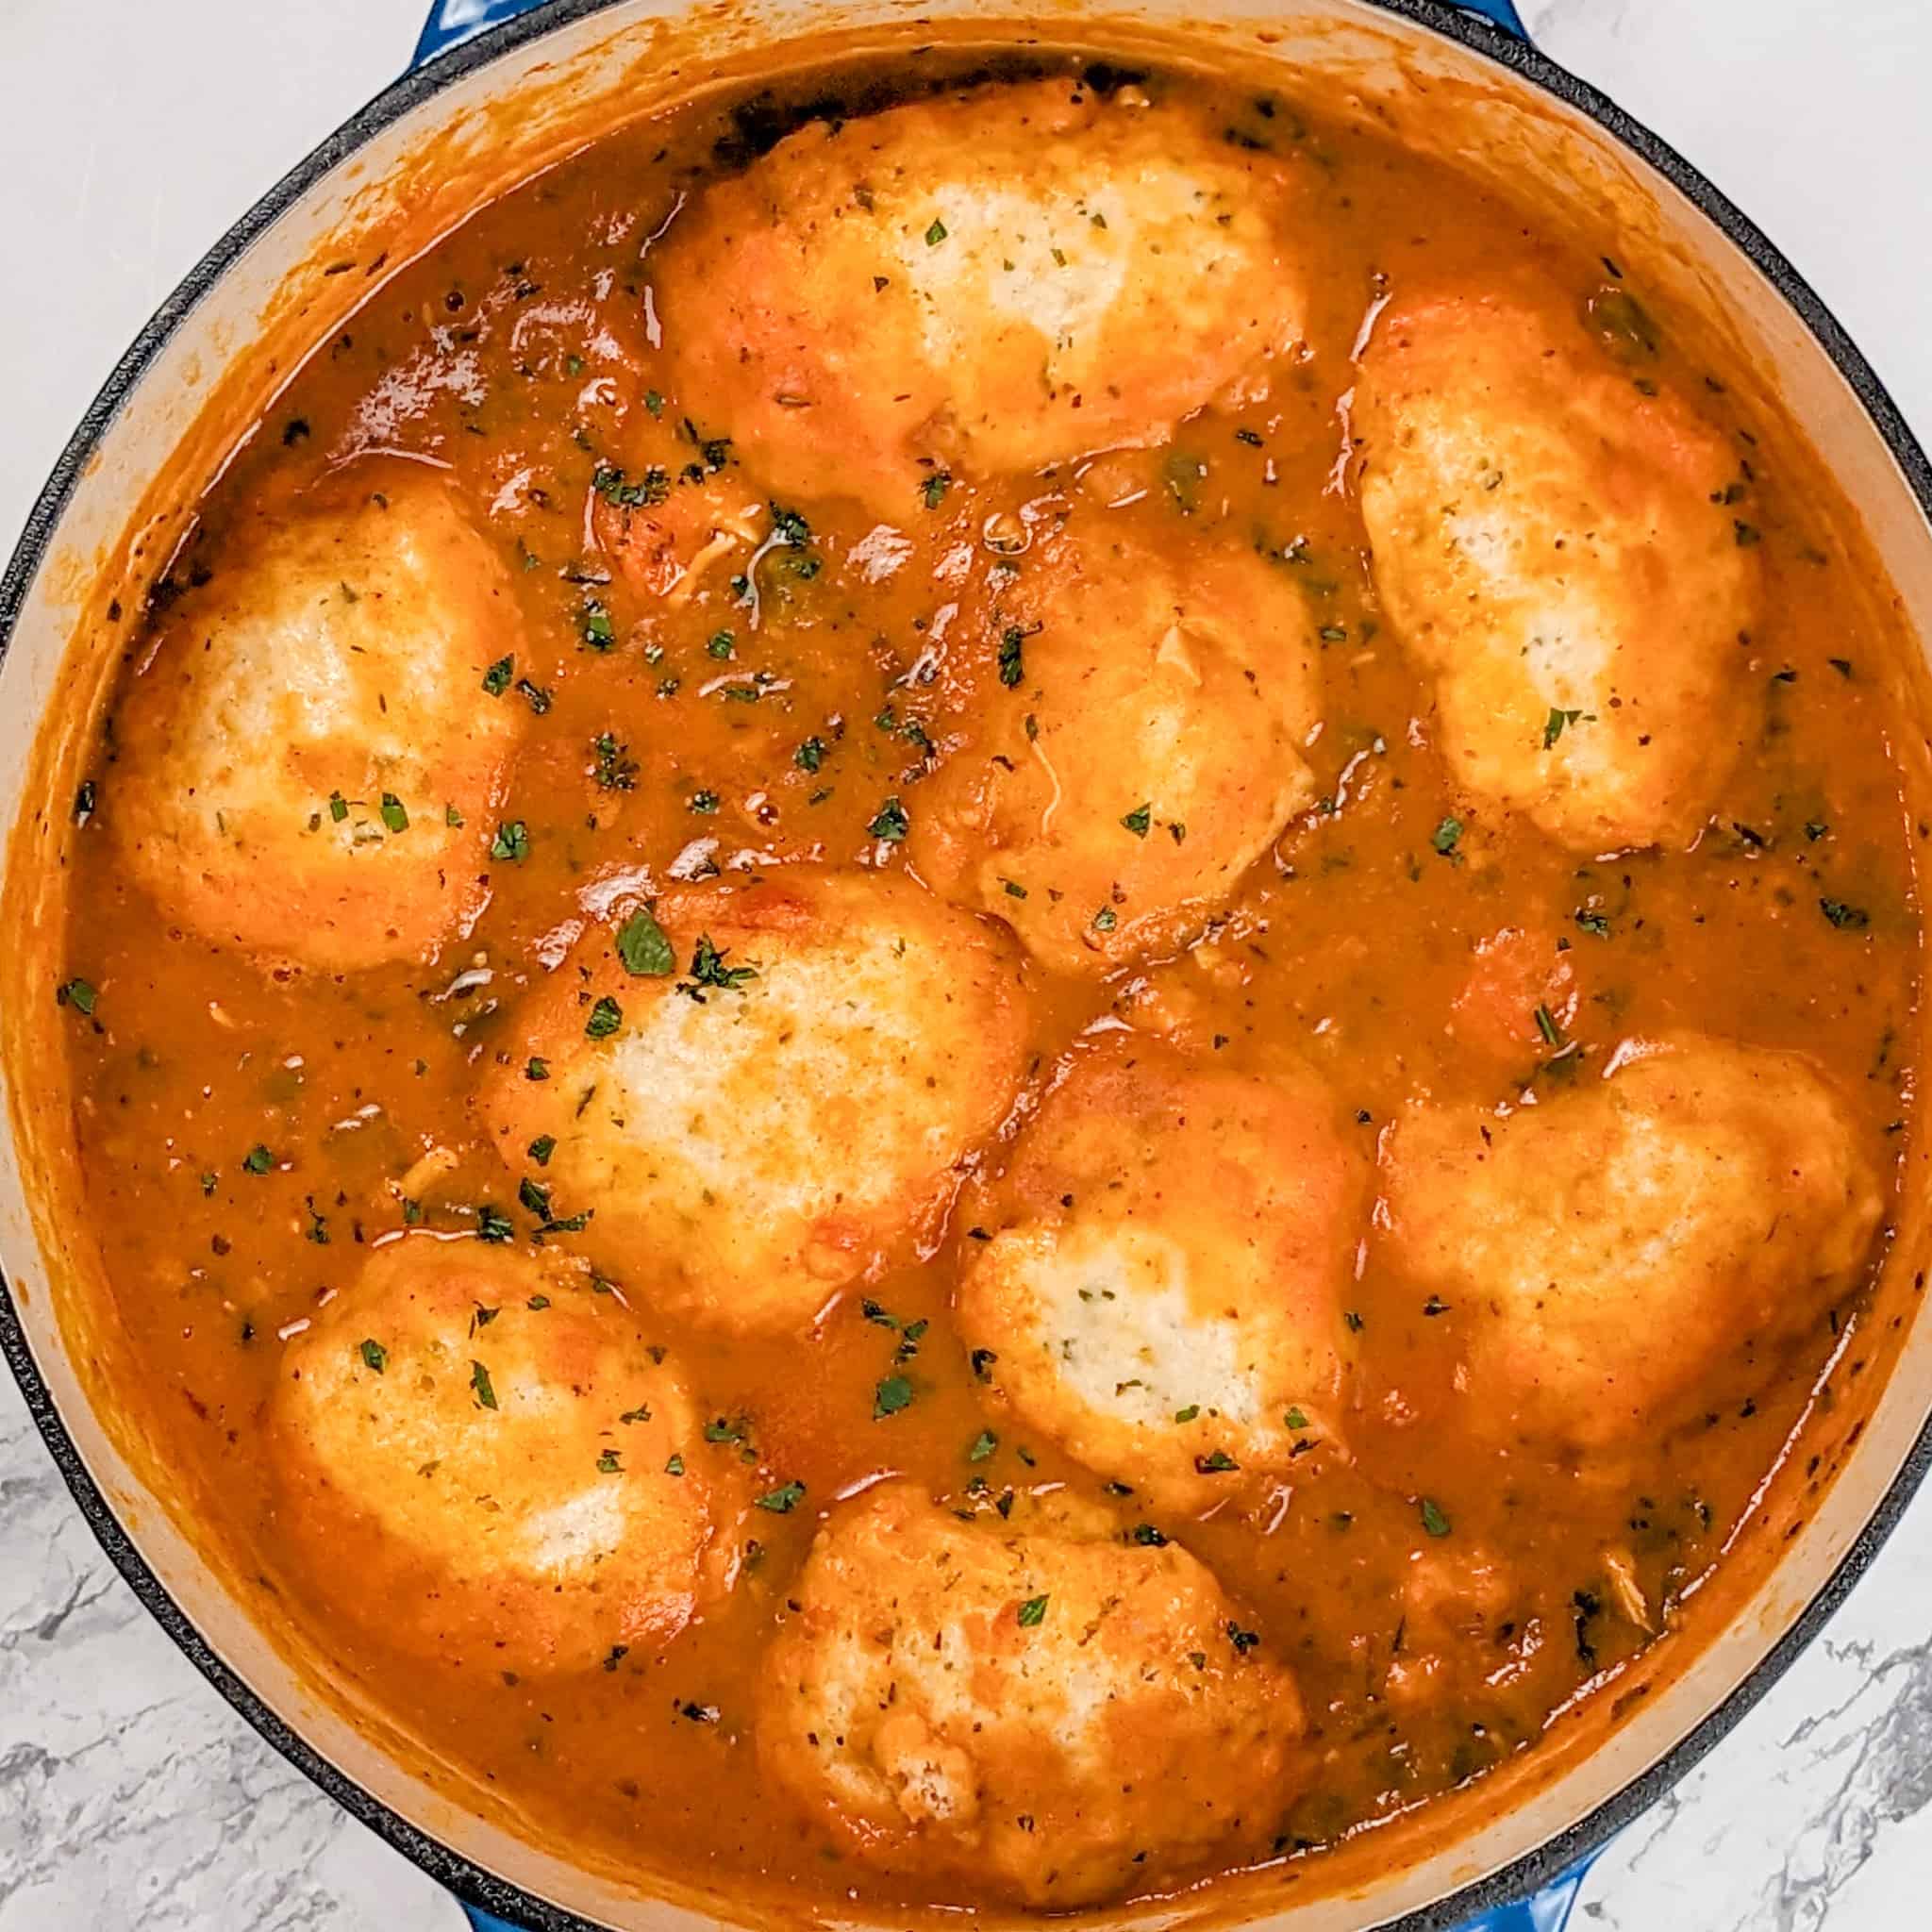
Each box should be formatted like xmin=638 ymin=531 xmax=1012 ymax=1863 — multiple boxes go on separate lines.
xmin=45 ymin=48 xmax=1924 ymax=1919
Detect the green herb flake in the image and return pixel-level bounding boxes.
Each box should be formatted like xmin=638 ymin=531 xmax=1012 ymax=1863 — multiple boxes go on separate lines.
xmin=1174 ymin=1404 xmax=1201 ymax=1423
xmin=681 ymin=935 xmax=758 ymax=997
xmin=1420 ymin=1496 xmax=1452 ymax=1539
xmin=616 ymin=908 xmax=675 ymax=976
xmin=997 ymin=625 xmax=1026 ymax=689
xmin=242 ymin=1144 xmax=274 ymax=1175
xmin=1195 ymin=1449 xmax=1240 ymax=1474
xmin=665 ymin=1453 xmax=686 ymax=1475
xmin=1284 ymin=1407 xmax=1309 ymax=1431
xmin=924 ymin=217 xmax=948 ymax=247
xmin=1533 ymin=1004 xmax=1563 ymax=1047
xmin=471 ymin=1360 xmax=500 ymax=1410
xmin=482 ymin=656 xmax=514 ymax=696
xmin=491 ymin=821 xmax=530 ymax=862
xmin=358 ymin=1339 xmax=388 ymax=1374
xmin=794 ymin=736 xmax=825 ymax=774
xmin=378 ymin=792 xmax=409 ymax=834
xmin=868 ymin=795 xmax=910 ymax=842
xmin=922 ymin=472 xmax=953 ymax=510
xmin=1542 ymin=707 xmax=1585 ymax=750
xmin=1432 ymin=816 xmax=1463 ymax=858
xmin=755 ymin=1479 xmax=807 ymax=1514
xmin=57 ymin=977 xmax=97 ymax=1017
xmin=874 ymin=1374 xmax=915 ymax=1420
xmin=476 ymin=1204 xmax=515 ymax=1243
xmin=1092 ymin=906 xmax=1118 ymax=933
xmin=1821 ymin=897 xmax=1871 ymax=930
xmin=1015 ymin=1593 xmax=1049 ymax=1628
xmin=527 ymin=1135 xmax=556 ymax=1166
xmin=596 ymin=1449 xmax=622 ymax=1474
xmin=585 ymin=994 xmax=625 ymax=1041
xmin=968 ymin=1428 xmax=998 ymax=1461
xmin=327 ymin=791 xmax=349 ymax=823
xmin=1122 ymin=803 xmax=1152 ymax=838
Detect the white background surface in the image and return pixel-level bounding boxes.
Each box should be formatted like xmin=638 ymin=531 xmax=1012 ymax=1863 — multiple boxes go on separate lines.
xmin=3 ymin=2 xmax=1931 ymax=1927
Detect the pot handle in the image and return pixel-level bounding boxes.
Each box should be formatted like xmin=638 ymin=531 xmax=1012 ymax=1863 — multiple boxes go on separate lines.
xmin=412 ymin=0 xmax=1528 ymax=67
xmin=1449 ymin=1851 xmax=1598 ymax=1932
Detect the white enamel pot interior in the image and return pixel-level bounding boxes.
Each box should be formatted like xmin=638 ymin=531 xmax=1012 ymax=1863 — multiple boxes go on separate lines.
xmin=3 ymin=4 xmax=1932 ymax=1930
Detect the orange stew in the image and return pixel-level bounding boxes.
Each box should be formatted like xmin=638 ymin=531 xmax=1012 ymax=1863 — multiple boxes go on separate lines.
xmin=47 ymin=45 xmax=1924 ymax=1921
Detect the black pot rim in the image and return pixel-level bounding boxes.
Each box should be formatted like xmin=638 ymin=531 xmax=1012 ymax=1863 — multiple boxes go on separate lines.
xmin=3 ymin=3 xmax=1930 ymax=1929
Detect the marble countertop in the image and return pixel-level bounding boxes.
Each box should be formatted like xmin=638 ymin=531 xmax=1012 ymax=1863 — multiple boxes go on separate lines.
xmin=3 ymin=1 xmax=1930 ymax=1926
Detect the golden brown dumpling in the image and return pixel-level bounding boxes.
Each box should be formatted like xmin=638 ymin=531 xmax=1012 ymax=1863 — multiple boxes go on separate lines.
xmin=912 ymin=526 xmax=1321 ymax=975
xmin=758 ymin=1482 xmax=1304 ymax=1906
xmin=269 ymin=1236 xmax=721 ymax=1674
xmin=1355 ymin=279 xmax=1757 ymax=850
xmin=476 ymin=870 xmax=1032 ymax=1333
xmin=110 ymin=473 xmax=524 ymax=971
xmin=1375 ymin=1034 xmax=1883 ymax=1449
xmin=957 ymin=1037 xmax=1365 ymax=1506
xmin=657 ymin=78 xmax=1310 ymax=514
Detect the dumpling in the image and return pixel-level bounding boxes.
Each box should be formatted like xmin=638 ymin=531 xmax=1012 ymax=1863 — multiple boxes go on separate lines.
xmin=476 ymin=869 xmax=1032 ymax=1332
xmin=1375 ymin=1034 xmax=1884 ymax=1449
xmin=757 ymin=1482 xmax=1304 ymax=1906
xmin=269 ymin=1235 xmax=721 ymax=1674
xmin=656 ymin=77 xmax=1309 ymax=514
xmin=1354 ymin=278 xmax=1758 ymax=850
xmin=109 ymin=473 xmax=524 ymax=971
xmin=912 ymin=525 xmax=1321 ymax=975
xmin=957 ymin=1036 xmax=1365 ymax=1505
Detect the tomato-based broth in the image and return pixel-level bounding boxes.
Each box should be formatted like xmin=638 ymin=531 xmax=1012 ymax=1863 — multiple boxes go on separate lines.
xmin=36 ymin=41 xmax=1928 ymax=1922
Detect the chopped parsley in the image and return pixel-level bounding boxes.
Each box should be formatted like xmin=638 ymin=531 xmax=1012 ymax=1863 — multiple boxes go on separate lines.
xmin=1195 ymin=1450 xmax=1240 ymax=1474
xmin=616 ymin=908 xmax=675 ymax=976
xmin=596 ymin=1449 xmax=623 ymax=1474
xmin=1542 ymin=707 xmax=1586 ymax=750
xmin=922 ymin=472 xmax=953 ymax=510
xmin=591 ymin=463 xmax=669 ymax=508
xmin=242 ymin=1144 xmax=274 ymax=1175
xmin=491 ymin=821 xmax=530 ymax=862
xmin=584 ymin=994 xmax=624 ymax=1041
xmin=1820 ymin=897 xmax=1871 ymax=930
xmin=1015 ymin=1593 xmax=1049 ymax=1627
xmin=475 ymin=1204 xmax=515 ymax=1243
xmin=1432 ymin=816 xmax=1463 ymax=858
xmin=527 ymin=1135 xmax=556 ymax=1166
xmin=873 ymin=1374 xmax=915 ymax=1420
xmin=679 ymin=935 xmax=758 ymax=998
xmin=1420 ymin=1497 xmax=1452 ymax=1539
xmin=794 ymin=736 xmax=825 ymax=774
xmin=378 ymin=792 xmax=409 ymax=833
xmin=57 ymin=977 xmax=97 ymax=1017
xmin=868 ymin=795 xmax=909 ymax=842
xmin=997 ymin=625 xmax=1026 ymax=689
xmin=358 ymin=1339 xmax=388 ymax=1374
xmin=470 ymin=1360 xmax=500 ymax=1410
xmin=579 ymin=602 xmax=616 ymax=651
xmin=755 ymin=1479 xmax=807 ymax=1514
xmin=1122 ymin=803 xmax=1152 ymax=838
xmin=924 ymin=216 xmax=948 ymax=247
xmin=968 ymin=1429 xmax=998 ymax=1461
xmin=482 ymin=656 xmax=514 ymax=696
xmin=592 ymin=732 xmax=638 ymax=791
